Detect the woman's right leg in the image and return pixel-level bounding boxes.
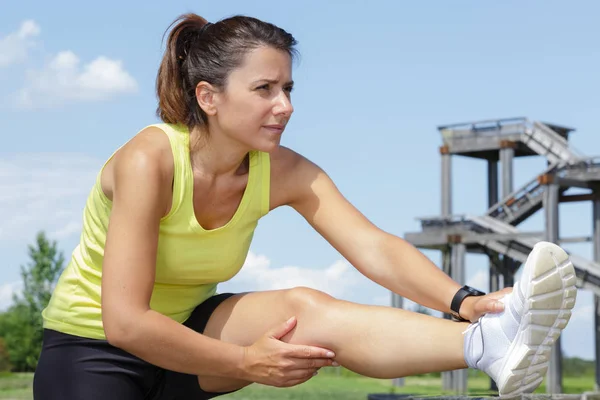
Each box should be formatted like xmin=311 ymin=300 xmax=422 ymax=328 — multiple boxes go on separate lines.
xmin=196 ymin=241 xmax=577 ymax=397
xmin=33 ymin=329 xmax=159 ymax=400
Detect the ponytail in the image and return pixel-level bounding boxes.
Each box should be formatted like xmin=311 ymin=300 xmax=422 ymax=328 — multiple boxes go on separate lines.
xmin=156 ymin=13 xmax=209 ymax=126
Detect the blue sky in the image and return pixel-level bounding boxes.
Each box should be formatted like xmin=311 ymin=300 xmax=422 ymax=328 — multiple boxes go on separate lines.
xmin=1 ymin=1 xmax=599 ymax=362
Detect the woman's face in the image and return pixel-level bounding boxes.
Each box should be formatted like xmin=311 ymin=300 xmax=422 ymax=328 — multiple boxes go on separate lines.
xmin=205 ymin=46 xmax=295 ymax=153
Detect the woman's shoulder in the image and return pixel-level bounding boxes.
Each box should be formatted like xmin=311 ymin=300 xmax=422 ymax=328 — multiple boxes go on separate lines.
xmin=100 ymin=125 xmax=175 ymax=203
xmin=269 ymin=145 xmax=309 ymax=172
xmin=115 ymin=126 xmax=174 ymax=173
xmin=268 ymin=145 xmax=324 ymax=209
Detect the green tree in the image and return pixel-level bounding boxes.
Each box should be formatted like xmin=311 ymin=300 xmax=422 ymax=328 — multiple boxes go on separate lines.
xmin=1 ymin=231 xmax=65 ymax=371
xmin=0 ymin=312 xmax=8 ymax=336
xmin=0 ymin=337 xmax=11 ymax=372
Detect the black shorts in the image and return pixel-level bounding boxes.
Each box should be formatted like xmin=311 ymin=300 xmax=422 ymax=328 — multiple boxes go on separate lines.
xmin=33 ymin=293 xmax=238 ymax=400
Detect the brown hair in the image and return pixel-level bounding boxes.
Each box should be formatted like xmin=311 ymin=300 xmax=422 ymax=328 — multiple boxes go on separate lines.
xmin=156 ymin=13 xmax=298 ymax=130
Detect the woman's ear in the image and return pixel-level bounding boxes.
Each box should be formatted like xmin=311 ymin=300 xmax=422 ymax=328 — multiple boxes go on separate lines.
xmin=195 ymin=82 xmax=218 ymax=116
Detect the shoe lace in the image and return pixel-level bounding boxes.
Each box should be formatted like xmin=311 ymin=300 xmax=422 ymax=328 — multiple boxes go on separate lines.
xmin=462 ymin=318 xmax=481 ymax=335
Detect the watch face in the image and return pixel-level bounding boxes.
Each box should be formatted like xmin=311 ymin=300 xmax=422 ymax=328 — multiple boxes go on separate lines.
xmin=465 ymin=286 xmax=485 ymax=296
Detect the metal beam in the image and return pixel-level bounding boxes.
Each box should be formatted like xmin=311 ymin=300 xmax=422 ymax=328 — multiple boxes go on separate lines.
xmin=441 ymin=249 xmax=453 ymax=391
xmin=391 ymin=292 xmax=405 ymax=388
xmin=451 ymin=244 xmax=468 ymax=394
xmin=488 ymin=158 xmax=500 ymax=399
xmin=440 ymin=149 xmax=455 ymax=392
xmin=442 ymin=151 xmax=452 ymax=217
xmin=443 ymin=136 xmax=523 ymax=154
xmin=555 ymin=177 xmax=600 ymax=190
xmin=488 ymin=160 xmax=499 ymax=210
xmin=559 ymin=172 xmax=600 ymax=184
xmin=593 ymin=198 xmax=600 ymax=391
xmin=500 ymin=146 xmax=516 ymax=297
xmin=558 ymin=235 xmax=593 ymax=244
xmin=559 ymin=193 xmax=599 ymax=203
xmin=501 ymin=147 xmax=514 ymax=199
xmin=544 ymin=183 xmax=563 ymax=394
xmin=405 ymin=231 xmax=547 ymax=247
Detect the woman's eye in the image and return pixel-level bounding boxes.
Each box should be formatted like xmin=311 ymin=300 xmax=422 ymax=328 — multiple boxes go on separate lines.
xmin=257 ymin=85 xmax=270 ymax=91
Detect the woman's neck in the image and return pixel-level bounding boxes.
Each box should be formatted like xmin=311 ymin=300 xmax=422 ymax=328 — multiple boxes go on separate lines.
xmin=188 ymin=125 xmax=249 ymax=178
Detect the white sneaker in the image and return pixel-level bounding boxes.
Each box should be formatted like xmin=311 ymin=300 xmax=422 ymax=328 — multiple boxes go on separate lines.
xmin=464 ymin=241 xmax=577 ymax=397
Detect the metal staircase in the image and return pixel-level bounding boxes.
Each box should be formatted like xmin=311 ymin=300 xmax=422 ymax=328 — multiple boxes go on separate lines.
xmin=486 ymin=163 xmax=560 ymax=225
xmin=523 ymin=121 xmax=581 ymax=164
xmin=486 ymin=157 xmax=600 ymax=225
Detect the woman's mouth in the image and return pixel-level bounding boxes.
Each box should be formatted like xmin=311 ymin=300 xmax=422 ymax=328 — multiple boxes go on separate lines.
xmin=263 ymin=125 xmax=285 ymax=134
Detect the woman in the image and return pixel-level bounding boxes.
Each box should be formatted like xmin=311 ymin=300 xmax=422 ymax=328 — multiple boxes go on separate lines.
xmin=33 ymin=13 xmax=577 ymax=399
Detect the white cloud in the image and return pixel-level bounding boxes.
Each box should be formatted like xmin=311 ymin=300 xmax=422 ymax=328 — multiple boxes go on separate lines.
xmin=0 ymin=153 xmax=102 ymax=242
xmin=0 ymin=281 xmax=22 ymax=311
xmin=0 ymin=19 xmax=137 ymax=108
xmin=17 ymin=51 xmax=138 ymax=108
xmin=0 ymin=20 xmax=40 ymax=68
xmin=219 ymin=252 xmax=363 ymax=300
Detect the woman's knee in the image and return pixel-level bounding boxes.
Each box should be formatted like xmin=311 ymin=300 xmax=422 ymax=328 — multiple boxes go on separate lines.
xmin=283 ymin=286 xmax=335 ymax=317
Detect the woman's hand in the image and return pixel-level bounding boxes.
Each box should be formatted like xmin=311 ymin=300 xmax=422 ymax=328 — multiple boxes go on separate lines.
xmin=240 ymin=316 xmax=338 ymax=387
xmin=460 ymin=287 xmax=513 ymax=322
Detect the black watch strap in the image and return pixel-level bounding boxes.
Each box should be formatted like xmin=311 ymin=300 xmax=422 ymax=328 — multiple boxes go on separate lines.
xmin=450 ymin=285 xmax=486 ymax=322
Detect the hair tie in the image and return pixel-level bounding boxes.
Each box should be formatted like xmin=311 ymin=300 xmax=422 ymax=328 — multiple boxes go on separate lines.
xmin=178 ymin=22 xmax=213 ymax=62
xmin=199 ymin=22 xmax=212 ymax=34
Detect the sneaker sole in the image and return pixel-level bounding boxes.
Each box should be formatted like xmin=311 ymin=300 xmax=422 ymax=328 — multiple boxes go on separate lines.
xmin=496 ymin=242 xmax=577 ymax=398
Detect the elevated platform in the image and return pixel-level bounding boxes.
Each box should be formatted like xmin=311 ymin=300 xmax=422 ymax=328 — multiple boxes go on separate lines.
xmin=438 ymin=117 xmax=580 ymax=164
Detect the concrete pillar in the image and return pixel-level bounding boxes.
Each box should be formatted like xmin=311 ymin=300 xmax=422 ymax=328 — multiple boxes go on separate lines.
xmin=544 ymin=183 xmax=562 ymax=393
xmin=487 ymin=159 xmax=500 ymax=392
xmin=499 ymin=149 xmax=514 ymax=221
xmin=439 ymin=250 xmax=453 ymax=390
xmin=593 ymin=198 xmax=600 ymax=391
xmin=500 ymin=146 xmax=516 ymax=284
xmin=488 ymin=159 xmax=501 ymax=291
xmin=391 ymin=291 xmax=405 ymax=387
xmin=451 ymin=243 xmax=468 ymax=394
xmin=440 ymin=147 xmax=454 ymax=391
xmin=500 ymin=146 xmax=514 ymax=199
xmin=441 ymin=149 xmax=452 ymax=217
xmin=487 ymin=159 xmax=501 ymax=293
xmin=488 ymin=159 xmax=499 ymax=208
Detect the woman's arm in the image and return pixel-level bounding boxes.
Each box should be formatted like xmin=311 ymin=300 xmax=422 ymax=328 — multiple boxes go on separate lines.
xmin=276 ymin=147 xmax=503 ymax=321
xmin=101 ymin=129 xmax=245 ymax=378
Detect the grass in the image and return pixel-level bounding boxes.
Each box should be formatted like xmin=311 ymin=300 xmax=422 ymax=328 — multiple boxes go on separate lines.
xmin=221 ymin=370 xmax=598 ymax=399
xmin=0 ymin=369 xmax=596 ymax=400
xmin=0 ymin=373 xmax=33 ymax=400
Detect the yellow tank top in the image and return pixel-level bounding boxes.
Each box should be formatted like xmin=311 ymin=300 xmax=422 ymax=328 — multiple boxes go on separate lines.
xmin=42 ymin=123 xmax=271 ymax=340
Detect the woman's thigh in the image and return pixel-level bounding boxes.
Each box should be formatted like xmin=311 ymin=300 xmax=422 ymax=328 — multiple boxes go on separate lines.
xmin=202 ymin=287 xmax=335 ymax=347
xmin=33 ymin=329 xmax=159 ymax=400
xmin=157 ymin=288 xmax=336 ymax=398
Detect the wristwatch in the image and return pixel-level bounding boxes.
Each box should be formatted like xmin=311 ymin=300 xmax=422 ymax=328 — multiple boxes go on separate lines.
xmin=450 ymin=285 xmax=486 ymax=322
